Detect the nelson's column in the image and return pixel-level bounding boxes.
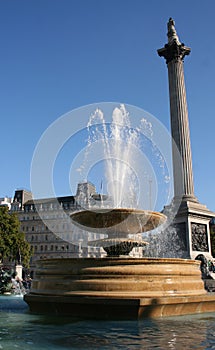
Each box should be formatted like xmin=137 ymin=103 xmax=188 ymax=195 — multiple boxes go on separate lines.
xmin=158 ymin=18 xmax=214 ymax=260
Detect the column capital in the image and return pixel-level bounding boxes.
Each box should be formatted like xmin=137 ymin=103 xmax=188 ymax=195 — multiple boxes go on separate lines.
xmin=157 ymin=18 xmax=191 ymax=63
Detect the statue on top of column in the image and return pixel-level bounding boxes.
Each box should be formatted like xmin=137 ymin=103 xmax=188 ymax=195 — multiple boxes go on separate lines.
xmin=157 ymin=17 xmax=191 ymax=63
xmin=167 ymin=18 xmax=181 ymax=45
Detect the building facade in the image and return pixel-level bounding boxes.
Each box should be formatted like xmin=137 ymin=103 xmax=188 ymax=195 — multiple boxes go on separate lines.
xmin=0 ymin=181 xmax=144 ymax=275
xmin=9 ymin=182 xmax=105 ymax=273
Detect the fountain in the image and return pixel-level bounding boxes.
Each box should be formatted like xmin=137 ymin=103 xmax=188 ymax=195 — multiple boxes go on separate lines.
xmin=24 ymin=103 xmax=215 ymax=319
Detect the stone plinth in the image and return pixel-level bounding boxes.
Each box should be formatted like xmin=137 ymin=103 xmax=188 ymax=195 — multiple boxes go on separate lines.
xmin=163 ymin=198 xmax=215 ymax=259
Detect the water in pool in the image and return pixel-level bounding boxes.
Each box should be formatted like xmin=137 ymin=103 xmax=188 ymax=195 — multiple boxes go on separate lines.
xmin=1 ymin=295 xmax=215 ymax=349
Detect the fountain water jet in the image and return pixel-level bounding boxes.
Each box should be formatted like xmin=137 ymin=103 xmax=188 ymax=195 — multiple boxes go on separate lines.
xmin=82 ymin=105 xmax=141 ymax=209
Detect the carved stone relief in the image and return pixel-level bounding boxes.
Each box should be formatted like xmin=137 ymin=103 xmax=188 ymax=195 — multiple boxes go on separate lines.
xmin=191 ymin=223 xmax=209 ymax=252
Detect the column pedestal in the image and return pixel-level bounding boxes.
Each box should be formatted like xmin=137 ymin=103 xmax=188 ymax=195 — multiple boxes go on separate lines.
xmin=163 ymin=198 xmax=214 ymax=259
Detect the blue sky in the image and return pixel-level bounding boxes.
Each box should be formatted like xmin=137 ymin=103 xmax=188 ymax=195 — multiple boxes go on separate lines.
xmin=1 ymin=0 xmax=215 ymax=212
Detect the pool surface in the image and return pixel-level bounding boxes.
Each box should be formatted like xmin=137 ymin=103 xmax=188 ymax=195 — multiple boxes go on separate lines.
xmin=0 ymin=295 xmax=215 ymax=349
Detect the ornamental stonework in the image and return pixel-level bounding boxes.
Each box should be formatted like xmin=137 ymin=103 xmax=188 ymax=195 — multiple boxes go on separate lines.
xmin=191 ymin=223 xmax=209 ymax=252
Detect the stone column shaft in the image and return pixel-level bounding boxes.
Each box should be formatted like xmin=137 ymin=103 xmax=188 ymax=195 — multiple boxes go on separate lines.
xmin=168 ymin=59 xmax=195 ymax=199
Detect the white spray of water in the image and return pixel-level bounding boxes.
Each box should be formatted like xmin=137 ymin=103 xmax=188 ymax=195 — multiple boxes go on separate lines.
xmin=81 ymin=104 xmax=140 ymax=208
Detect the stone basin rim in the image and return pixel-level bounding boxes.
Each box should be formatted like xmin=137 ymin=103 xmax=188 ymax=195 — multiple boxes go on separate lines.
xmin=34 ymin=257 xmax=200 ymax=265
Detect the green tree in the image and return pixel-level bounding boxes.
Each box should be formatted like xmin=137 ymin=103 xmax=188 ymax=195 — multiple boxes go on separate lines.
xmin=0 ymin=206 xmax=32 ymax=267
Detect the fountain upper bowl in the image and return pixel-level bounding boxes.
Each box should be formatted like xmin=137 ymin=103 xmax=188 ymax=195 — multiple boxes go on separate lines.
xmin=70 ymin=208 xmax=166 ymax=235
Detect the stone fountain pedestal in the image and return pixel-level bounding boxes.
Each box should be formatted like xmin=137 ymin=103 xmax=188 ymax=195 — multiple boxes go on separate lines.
xmin=24 ymin=257 xmax=215 ymax=319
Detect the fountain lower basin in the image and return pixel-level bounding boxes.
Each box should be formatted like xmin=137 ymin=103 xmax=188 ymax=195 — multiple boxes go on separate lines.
xmin=24 ymin=257 xmax=215 ymax=319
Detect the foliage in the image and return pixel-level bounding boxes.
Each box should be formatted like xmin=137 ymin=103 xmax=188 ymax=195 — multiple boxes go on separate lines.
xmin=0 ymin=267 xmax=13 ymax=294
xmin=0 ymin=207 xmax=32 ymax=267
